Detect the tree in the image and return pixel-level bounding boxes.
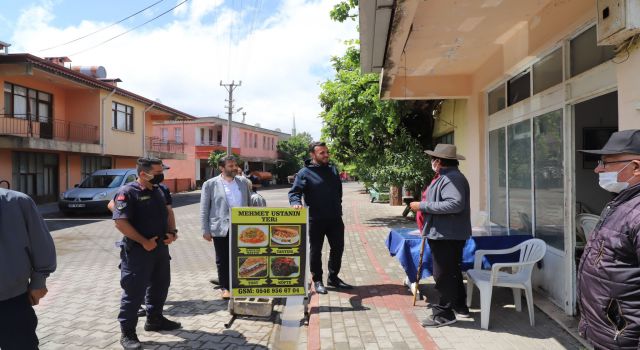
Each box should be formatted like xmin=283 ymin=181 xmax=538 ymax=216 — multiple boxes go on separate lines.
xmin=275 ymin=132 xmax=314 ymax=182
xmin=319 ymin=2 xmax=437 ymax=193
xmin=208 ymin=150 xmax=244 ymax=169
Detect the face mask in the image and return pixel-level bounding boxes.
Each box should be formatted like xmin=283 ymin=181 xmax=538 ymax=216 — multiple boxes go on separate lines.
xmin=144 ymin=172 xmax=164 ymax=185
xmin=599 ymin=162 xmax=634 ymax=193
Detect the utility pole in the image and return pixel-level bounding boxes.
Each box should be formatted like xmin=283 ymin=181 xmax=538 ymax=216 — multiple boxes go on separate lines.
xmin=220 ymin=80 xmax=242 ymax=155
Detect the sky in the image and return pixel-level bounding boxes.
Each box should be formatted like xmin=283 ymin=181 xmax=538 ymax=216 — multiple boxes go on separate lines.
xmin=0 ymin=0 xmax=358 ymax=139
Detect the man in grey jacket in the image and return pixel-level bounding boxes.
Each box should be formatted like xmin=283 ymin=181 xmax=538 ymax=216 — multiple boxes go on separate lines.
xmin=200 ymin=155 xmax=251 ymax=299
xmin=0 ymin=188 xmax=57 ymax=350
xmin=410 ymin=144 xmax=471 ymax=327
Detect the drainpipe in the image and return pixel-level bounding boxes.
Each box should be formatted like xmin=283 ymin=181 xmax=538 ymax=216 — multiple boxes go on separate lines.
xmin=100 ymin=88 xmax=117 ymax=155
xmin=143 ymin=103 xmax=156 ymax=157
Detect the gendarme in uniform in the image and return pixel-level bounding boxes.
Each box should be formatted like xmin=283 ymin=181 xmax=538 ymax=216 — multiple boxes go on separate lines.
xmin=113 ymin=180 xmax=171 ymax=334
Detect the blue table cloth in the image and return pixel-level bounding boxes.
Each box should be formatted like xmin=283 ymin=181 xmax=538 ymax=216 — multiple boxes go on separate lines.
xmin=385 ymin=228 xmax=533 ymax=283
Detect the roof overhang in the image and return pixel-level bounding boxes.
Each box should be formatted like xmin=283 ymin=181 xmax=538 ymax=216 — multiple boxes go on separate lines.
xmin=359 ymin=0 xmax=394 ymax=74
xmin=359 ymin=0 xmax=591 ymax=100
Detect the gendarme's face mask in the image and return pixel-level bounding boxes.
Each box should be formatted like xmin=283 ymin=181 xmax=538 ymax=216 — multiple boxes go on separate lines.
xmin=599 ymin=161 xmax=634 ymax=193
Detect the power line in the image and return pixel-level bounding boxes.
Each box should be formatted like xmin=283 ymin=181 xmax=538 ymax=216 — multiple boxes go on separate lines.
xmin=38 ymin=0 xmax=165 ymax=53
xmin=69 ymin=0 xmax=190 ymax=57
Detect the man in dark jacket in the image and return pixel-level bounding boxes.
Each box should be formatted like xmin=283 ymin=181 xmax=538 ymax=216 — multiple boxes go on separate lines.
xmin=0 ymin=188 xmax=57 ymax=350
xmin=410 ymin=144 xmax=471 ymax=327
xmin=578 ymin=129 xmax=640 ymax=350
xmin=289 ymin=141 xmax=352 ymax=294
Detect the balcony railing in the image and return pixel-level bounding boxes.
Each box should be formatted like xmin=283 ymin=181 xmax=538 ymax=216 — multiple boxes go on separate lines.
xmin=146 ymin=137 xmax=184 ymax=154
xmin=196 ymin=140 xmax=223 ymax=146
xmin=0 ymin=114 xmax=99 ymax=144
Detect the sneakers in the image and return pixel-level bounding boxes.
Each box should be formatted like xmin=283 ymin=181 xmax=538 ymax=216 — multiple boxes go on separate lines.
xmin=144 ymin=315 xmax=182 ymax=332
xmin=314 ymin=281 xmax=328 ymax=294
xmin=421 ymin=316 xmax=457 ymax=328
xmin=120 ymin=330 xmax=142 ymax=350
xmin=454 ymin=305 xmax=470 ymax=318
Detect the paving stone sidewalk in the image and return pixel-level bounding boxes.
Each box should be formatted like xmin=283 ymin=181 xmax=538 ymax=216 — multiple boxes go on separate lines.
xmin=303 ymin=182 xmax=584 ymax=350
xmin=37 ymin=183 xmax=584 ymax=349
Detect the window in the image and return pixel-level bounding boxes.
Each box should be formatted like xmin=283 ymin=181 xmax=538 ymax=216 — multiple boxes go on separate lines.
xmin=534 ymin=110 xmax=564 ymax=250
xmin=125 ymin=174 xmax=137 ymax=184
xmin=507 ymin=120 xmax=532 ymax=234
xmin=81 ymin=156 xmax=112 ymax=180
xmin=263 ymin=136 xmax=266 ymax=149
xmin=244 ymin=132 xmax=247 ymax=147
xmin=533 ymin=48 xmax=563 ymax=94
xmin=12 ymin=152 xmax=59 ymax=203
xmin=112 ymin=102 xmax=134 ymax=132
xmin=208 ymin=129 xmax=213 ymax=143
xmin=161 ymin=128 xmax=168 ymax=142
xmin=200 ymin=128 xmax=205 ymax=145
xmin=175 ymin=128 xmax=182 ymax=143
xmin=4 ymin=82 xmax=51 ymax=121
xmin=489 ymin=128 xmax=507 ymax=234
xmin=507 ymin=71 xmax=530 ymax=106
xmin=254 ymin=134 xmax=257 ymax=148
xmin=217 ymin=129 xmax=222 ymax=143
xmin=570 ymin=26 xmax=615 ymax=77
xmin=488 ymin=84 xmax=506 ymax=115
xmin=433 ymin=132 xmax=454 ymax=146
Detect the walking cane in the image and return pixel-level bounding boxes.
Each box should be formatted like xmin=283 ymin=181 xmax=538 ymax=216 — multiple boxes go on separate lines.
xmin=413 ymin=236 xmax=428 ymax=306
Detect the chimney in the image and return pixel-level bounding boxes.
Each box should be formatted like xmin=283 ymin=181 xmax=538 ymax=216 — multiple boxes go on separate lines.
xmin=98 ymin=78 xmax=122 ymax=87
xmin=44 ymin=56 xmax=72 ymax=67
xmin=0 ymin=41 xmax=11 ymax=55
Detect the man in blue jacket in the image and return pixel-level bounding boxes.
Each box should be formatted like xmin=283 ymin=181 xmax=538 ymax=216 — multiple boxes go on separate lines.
xmin=289 ymin=142 xmax=352 ymax=294
xmin=0 ymin=188 xmax=57 ymax=350
xmin=410 ymin=144 xmax=471 ymax=327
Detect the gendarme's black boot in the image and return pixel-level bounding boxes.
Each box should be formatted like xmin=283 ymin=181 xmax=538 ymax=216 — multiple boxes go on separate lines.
xmin=144 ymin=314 xmax=182 ymax=332
xmin=120 ymin=329 xmax=142 ymax=350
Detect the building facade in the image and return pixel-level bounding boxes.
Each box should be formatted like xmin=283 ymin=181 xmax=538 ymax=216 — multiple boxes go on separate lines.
xmin=0 ymin=52 xmax=194 ymax=203
xmin=154 ymin=116 xmax=290 ymax=187
xmin=360 ymin=0 xmax=640 ymax=316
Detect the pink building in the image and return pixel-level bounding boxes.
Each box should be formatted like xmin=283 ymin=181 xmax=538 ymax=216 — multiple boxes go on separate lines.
xmin=153 ymin=116 xmax=290 ymax=188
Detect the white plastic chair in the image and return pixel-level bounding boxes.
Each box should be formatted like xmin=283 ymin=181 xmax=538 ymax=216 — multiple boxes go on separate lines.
xmin=465 ymin=238 xmax=547 ymax=330
xmin=576 ymin=213 xmax=599 ymax=244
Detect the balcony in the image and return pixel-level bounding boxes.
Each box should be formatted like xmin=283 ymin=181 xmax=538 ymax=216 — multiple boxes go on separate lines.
xmin=194 ymin=139 xmax=239 ymax=159
xmin=146 ymin=137 xmax=187 ymax=160
xmin=0 ymin=114 xmax=99 ymax=143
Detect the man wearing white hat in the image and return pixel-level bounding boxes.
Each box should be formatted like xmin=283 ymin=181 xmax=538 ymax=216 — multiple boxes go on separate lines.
xmin=410 ymin=143 xmax=472 ymax=327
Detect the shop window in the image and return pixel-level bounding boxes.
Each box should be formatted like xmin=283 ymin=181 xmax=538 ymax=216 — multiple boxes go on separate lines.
xmin=507 ymin=71 xmax=530 ymax=106
xmin=533 ymin=110 xmax=564 ymax=250
xmin=508 ymin=120 xmax=532 ymax=234
xmin=570 ymin=26 xmax=615 ymax=77
xmin=533 ymin=48 xmax=563 ymax=94
xmin=489 ymin=128 xmax=507 ymax=234
xmin=488 ymin=84 xmax=506 ymax=115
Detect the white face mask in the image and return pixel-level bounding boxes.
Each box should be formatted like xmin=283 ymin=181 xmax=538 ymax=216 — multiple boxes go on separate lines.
xmin=598 ymin=162 xmax=634 ymax=193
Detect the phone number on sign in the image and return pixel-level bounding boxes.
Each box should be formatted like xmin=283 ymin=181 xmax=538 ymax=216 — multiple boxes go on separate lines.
xmin=235 ymin=287 xmax=305 ymax=295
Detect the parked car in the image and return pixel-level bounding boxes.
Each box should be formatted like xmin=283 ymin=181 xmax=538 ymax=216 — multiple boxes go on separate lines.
xmin=58 ymin=168 xmax=138 ymax=214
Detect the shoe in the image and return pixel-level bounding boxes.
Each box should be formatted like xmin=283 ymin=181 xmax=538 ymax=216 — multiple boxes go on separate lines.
xmin=144 ymin=315 xmax=182 ymax=332
xmin=421 ymin=316 xmax=457 ymax=328
xmin=209 ymin=278 xmax=220 ymax=285
xmin=221 ymin=289 xmax=231 ymax=300
xmin=120 ymin=330 xmax=142 ymax=349
xmin=454 ymin=305 xmax=470 ymax=318
xmin=137 ymin=306 xmax=146 ymax=317
xmin=327 ymin=277 xmax=353 ymax=289
xmin=314 ymin=281 xmax=328 ymax=294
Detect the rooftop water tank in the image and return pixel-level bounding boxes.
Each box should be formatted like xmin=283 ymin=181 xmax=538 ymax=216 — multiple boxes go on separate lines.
xmin=71 ymin=66 xmax=107 ymax=79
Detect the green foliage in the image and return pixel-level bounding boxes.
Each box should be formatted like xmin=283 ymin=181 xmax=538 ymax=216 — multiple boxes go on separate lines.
xmin=207 ymin=150 xmax=243 ymax=169
xmin=330 ymin=0 xmax=358 ymax=22
xmin=275 ymin=132 xmax=314 ymax=181
xmin=319 ymin=43 xmax=433 ymax=189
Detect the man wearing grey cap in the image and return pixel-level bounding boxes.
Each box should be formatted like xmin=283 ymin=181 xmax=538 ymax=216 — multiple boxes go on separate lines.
xmin=409 ymin=144 xmax=471 ymax=327
xmin=577 ymin=129 xmax=640 ymax=350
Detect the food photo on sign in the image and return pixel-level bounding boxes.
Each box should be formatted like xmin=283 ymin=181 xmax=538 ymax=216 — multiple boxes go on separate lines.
xmin=238 ymin=225 xmax=269 ymax=247
xmin=238 ymin=257 xmax=268 ymax=278
xmin=270 ymin=226 xmax=301 ymax=246
xmin=271 ymin=256 xmax=300 ymax=277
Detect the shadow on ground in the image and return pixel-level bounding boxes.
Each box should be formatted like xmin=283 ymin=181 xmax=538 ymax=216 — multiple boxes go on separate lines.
xmin=144 ymin=329 xmax=269 ymax=349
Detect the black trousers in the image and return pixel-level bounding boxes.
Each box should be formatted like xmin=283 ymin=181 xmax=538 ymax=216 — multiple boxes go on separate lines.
xmin=213 ymin=235 xmax=230 ymax=290
xmin=309 ymin=217 xmax=345 ymax=282
xmin=428 ymin=239 xmax=467 ymax=320
xmin=0 ymin=293 xmax=39 ymax=350
xmin=118 ymin=243 xmax=171 ymax=331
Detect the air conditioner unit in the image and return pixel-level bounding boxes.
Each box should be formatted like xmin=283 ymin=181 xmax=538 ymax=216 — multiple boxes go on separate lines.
xmin=596 ymin=0 xmax=640 ymax=45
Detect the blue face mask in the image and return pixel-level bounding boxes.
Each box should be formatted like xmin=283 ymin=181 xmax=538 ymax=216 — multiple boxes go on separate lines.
xmin=598 ymin=162 xmax=634 ymax=193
